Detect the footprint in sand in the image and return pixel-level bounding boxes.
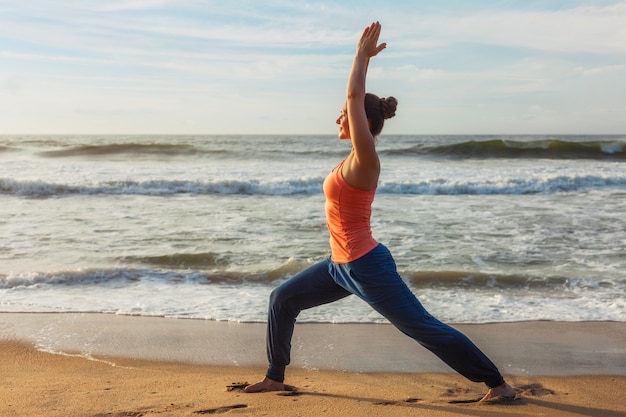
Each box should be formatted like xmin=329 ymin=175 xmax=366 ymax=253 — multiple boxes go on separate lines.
xmin=517 ymin=383 xmax=556 ymax=397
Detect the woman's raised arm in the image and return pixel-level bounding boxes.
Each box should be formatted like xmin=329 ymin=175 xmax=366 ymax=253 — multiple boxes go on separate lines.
xmin=343 ymin=22 xmax=387 ymax=190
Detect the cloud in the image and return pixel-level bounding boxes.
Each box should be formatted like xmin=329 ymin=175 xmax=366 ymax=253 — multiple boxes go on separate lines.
xmin=393 ymin=4 xmax=626 ymax=56
xmin=1 ymin=76 xmax=24 ymax=95
xmin=1 ymin=1 xmax=625 ymax=134
xmin=93 ymin=0 xmax=180 ymax=12
xmin=574 ymin=64 xmax=626 ymax=76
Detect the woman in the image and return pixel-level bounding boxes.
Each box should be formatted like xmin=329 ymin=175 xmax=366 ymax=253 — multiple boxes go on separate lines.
xmin=245 ymin=22 xmax=516 ymax=402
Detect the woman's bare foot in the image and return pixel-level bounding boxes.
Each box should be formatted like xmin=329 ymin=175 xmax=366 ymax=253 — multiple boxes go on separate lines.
xmin=243 ymin=377 xmax=285 ymax=393
xmin=479 ymin=382 xmax=516 ymax=402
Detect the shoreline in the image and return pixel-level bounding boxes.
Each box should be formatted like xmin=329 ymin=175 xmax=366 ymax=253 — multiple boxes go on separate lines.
xmin=2 ymin=313 xmax=626 ymax=416
xmin=1 ymin=312 xmax=624 ymax=376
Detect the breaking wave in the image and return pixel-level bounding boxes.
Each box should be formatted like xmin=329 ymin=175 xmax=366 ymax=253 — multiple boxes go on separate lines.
xmin=3 ymin=266 xmax=621 ymax=293
xmin=3 ymin=174 xmax=625 ymax=197
xmin=383 ymin=138 xmax=626 ymax=160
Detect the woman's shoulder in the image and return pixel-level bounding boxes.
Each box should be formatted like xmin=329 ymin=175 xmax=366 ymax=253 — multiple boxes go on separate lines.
xmin=341 ymin=152 xmax=379 ymax=191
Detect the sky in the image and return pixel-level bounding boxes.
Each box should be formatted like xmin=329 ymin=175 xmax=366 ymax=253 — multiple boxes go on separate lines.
xmin=1 ymin=0 xmax=625 ymax=135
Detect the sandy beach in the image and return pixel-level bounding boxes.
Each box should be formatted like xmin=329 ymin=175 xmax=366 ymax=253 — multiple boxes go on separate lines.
xmin=1 ymin=314 xmax=625 ymax=417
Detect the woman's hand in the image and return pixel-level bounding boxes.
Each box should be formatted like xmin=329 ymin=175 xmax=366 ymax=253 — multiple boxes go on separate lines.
xmin=357 ymin=21 xmax=387 ymax=59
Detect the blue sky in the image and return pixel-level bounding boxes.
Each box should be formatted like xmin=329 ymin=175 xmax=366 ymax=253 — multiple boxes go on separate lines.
xmin=1 ymin=1 xmax=625 ymax=134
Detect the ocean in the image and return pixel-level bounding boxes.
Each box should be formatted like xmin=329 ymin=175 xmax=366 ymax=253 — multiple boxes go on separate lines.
xmin=1 ymin=134 xmax=625 ymax=324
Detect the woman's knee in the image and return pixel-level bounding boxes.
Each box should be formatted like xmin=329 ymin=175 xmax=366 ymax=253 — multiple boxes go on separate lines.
xmin=269 ymin=281 xmax=302 ymax=315
xmin=269 ymin=285 xmax=288 ymax=308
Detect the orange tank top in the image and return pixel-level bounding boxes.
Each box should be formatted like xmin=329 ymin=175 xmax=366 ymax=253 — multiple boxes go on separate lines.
xmin=323 ymin=160 xmax=378 ymax=263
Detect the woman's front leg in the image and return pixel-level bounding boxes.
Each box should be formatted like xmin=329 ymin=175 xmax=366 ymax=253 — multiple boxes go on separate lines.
xmin=248 ymin=258 xmax=351 ymax=390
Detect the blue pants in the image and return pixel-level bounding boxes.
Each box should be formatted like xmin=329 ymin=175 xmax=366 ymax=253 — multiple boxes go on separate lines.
xmin=265 ymin=244 xmax=505 ymax=388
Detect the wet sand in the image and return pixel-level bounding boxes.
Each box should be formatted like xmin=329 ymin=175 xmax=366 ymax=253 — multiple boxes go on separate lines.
xmin=1 ymin=313 xmax=625 ymax=416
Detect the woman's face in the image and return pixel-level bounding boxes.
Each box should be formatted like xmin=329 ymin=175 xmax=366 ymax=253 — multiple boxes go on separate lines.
xmin=336 ymin=105 xmax=350 ymax=140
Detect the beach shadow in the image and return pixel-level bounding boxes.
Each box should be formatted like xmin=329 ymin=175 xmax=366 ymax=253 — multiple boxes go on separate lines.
xmin=226 ymin=382 xmax=525 ymax=416
xmin=493 ymin=383 xmax=624 ymax=417
xmin=288 ymin=390 xmax=519 ymax=416
xmin=194 ymin=404 xmax=248 ymax=414
xmin=522 ymin=398 xmax=625 ymax=417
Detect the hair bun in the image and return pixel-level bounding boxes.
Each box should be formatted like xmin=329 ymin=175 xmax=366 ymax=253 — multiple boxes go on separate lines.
xmin=380 ymin=97 xmax=398 ymax=120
